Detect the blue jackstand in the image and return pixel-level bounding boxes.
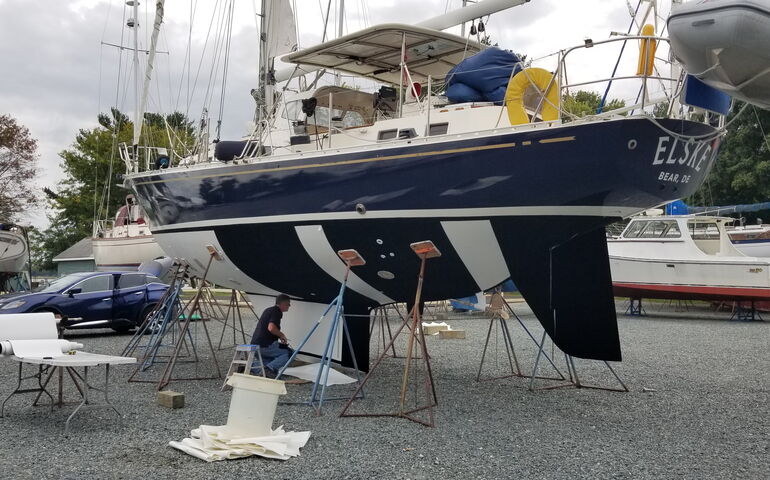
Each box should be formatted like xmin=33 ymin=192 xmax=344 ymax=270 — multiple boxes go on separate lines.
xmin=276 ymin=249 xmax=365 ymax=415
xmin=625 ymin=297 xmax=646 ymax=316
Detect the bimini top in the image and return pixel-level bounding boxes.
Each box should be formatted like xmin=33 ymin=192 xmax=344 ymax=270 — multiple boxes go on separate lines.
xmin=282 ymin=23 xmax=485 ymax=85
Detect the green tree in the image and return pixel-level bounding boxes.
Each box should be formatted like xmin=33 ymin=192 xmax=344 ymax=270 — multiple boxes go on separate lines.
xmin=562 ymin=90 xmax=625 ymax=118
xmin=33 ymin=109 xmax=194 ymax=269
xmin=0 ymin=114 xmax=38 ymax=222
xmin=688 ymin=103 xmax=770 ymax=209
xmin=29 ymin=220 xmax=81 ymax=271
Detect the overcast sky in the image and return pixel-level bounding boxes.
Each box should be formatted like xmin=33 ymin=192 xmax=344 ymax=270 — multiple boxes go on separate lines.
xmin=0 ymin=0 xmax=671 ymax=227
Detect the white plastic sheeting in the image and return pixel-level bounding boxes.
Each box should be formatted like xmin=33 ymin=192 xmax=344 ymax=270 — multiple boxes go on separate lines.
xmin=281 ymin=363 xmax=357 ymax=385
xmin=0 ymin=313 xmax=84 ymax=357
xmin=0 ymin=312 xmax=58 ymax=340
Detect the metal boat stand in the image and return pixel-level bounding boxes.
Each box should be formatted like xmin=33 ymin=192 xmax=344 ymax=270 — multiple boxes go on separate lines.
xmin=368 ymin=303 xmax=429 ymax=360
xmin=276 ymin=249 xmax=366 ymax=415
xmin=729 ymin=300 xmax=764 ymax=322
xmin=484 ymin=294 xmax=569 ymax=386
xmin=624 ymin=297 xmax=646 ymax=316
xmin=123 ymin=265 xmax=197 ymax=377
xmin=369 ymin=304 xmax=400 ymax=358
xmin=122 ymin=248 xmax=223 ymax=389
xmin=157 ymin=248 xmax=223 ymax=390
xmin=340 ymin=241 xmax=441 ymax=427
xmin=476 ymin=290 xmax=522 ymax=381
xmin=216 ymin=290 xmax=257 ymax=350
xmin=528 ymin=329 xmax=629 ymax=393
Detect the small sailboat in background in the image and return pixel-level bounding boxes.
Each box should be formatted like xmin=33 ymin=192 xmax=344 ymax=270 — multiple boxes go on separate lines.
xmin=92 ymin=194 xmax=166 ymax=271
xmin=90 ymin=1 xmax=169 ymax=272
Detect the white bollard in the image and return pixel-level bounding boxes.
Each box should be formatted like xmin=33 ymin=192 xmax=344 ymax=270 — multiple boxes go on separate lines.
xmin=224 ymin=373 xmax=287 ymax=438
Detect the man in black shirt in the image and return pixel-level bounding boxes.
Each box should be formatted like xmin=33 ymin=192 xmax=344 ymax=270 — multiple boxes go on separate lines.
xmin=251 ymin=294 xmax=292 ymax=377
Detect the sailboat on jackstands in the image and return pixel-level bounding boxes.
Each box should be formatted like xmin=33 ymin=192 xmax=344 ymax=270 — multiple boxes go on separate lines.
xmin=90 ymin=0 xmax=169 ymax=272
xmin=92 ymin=194 xmax=165 ymax=271
xmin=119 ymin=0 xmax=732 ymax=368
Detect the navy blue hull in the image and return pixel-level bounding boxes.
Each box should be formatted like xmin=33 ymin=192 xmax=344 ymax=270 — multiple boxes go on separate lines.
xmin=126 ymin=117 xmax=722 ymax=363
xmin=130 ymin=118 xmax=721 ymax=229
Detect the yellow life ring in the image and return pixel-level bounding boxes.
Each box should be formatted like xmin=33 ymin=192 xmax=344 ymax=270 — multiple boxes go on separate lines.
xmin=504 ymin=67 xmax=560 ymax=126
xmin=636 ymin=24 xmax=657 ymax=76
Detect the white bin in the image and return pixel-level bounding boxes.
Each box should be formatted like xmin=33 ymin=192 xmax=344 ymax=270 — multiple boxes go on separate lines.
xmin=225 ymin=373 xmax=287 ymax=437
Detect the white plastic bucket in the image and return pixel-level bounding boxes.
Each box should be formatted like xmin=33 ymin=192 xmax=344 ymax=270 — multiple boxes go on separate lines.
xmin=225 ymin=373 xmax=287 ymax=437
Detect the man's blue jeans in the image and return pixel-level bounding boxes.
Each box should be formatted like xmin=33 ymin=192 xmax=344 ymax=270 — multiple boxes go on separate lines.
xmin=251 ymin=341 xmax=290 ymax=373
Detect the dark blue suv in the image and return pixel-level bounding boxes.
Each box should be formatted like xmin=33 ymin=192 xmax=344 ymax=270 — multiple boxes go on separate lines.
xmin=0 ymin=271 xmax=168 ymax=332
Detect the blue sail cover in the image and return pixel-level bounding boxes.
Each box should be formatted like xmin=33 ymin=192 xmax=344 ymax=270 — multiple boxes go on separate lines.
xmin=666 ymin=200 xmax=770 ymax=215
xmin=445 ymin=47 xmax=522 ymax=104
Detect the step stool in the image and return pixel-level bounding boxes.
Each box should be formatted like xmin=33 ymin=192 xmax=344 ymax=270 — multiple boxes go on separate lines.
xmin=221 ymin=344 xmax=265 ymax=391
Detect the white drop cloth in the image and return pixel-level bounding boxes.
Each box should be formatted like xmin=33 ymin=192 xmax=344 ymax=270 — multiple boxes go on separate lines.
xmin=281 ymin=363 xmax=357 ymax=385
xmin=169 ymin=425 xmax=311 ymax=462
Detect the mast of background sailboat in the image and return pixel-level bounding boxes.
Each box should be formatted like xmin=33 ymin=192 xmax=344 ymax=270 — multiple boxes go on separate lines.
xmin=335 ymin=0 xmax=345 ymax=86
xmin=256 ymin=0 xmax=270 ymax=128
xmin=131 ymin=0 xmax=140 ymax=151
xmin=134 ymin=1 xmax=165 ymax=147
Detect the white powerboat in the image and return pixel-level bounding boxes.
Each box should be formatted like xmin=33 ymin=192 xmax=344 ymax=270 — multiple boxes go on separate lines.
xmin=609 ymin=215 xmax=770 ymax=301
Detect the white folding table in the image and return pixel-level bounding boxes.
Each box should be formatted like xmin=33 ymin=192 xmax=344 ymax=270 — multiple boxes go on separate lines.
xmin=2 ymin=352 xmax=136 ymax=435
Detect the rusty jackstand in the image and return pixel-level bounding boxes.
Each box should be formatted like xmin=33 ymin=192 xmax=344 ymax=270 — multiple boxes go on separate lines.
xmin=340 ymin=241 xmax=440 ymax=427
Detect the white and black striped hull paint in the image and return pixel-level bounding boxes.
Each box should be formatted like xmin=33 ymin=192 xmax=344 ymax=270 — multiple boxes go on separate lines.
xmin=151 ymin=212 xmax=620 ymax=368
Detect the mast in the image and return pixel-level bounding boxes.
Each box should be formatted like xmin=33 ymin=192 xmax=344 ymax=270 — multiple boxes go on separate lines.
xmin=335 ymin=0 xmax=345 ymax=86
xmin=134 ymin=0 xmax=165 ymax=147
xmin=257 ymin=0 xmax=270 ymax=126
xmin=130 ymin=0 xmax=140 ymax=147
xmin=418 ymin=0 xmax=529 ymax=30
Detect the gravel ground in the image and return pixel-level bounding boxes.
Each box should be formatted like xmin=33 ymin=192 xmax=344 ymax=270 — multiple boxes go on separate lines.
xmin=0 ymin=301 xmax=767 ymax=479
